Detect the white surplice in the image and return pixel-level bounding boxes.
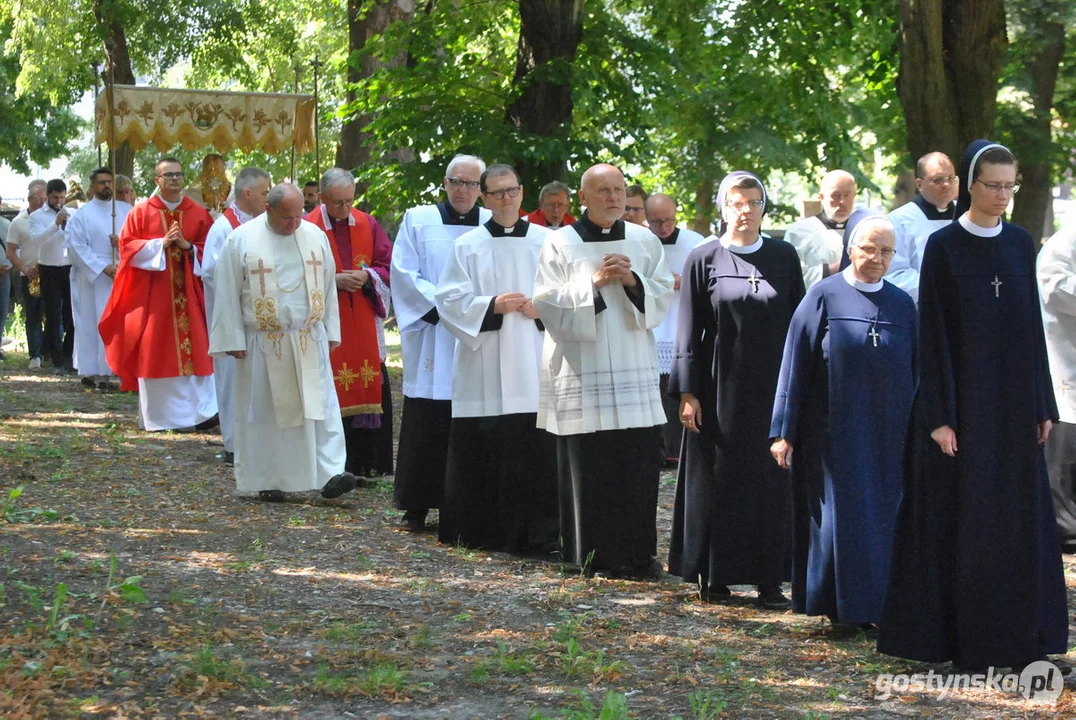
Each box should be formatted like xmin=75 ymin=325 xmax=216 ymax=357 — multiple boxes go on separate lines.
xmin=1038 ymin=221 xmax=1076 ymax=424
xmin=390 ymin=204 xmax=492 ymax=400
xmin=65 ymin=198 xmax=132 ymax=376
xmin=198 ymin=207 xmax=254 ymax=453
xmin=533 ymin=220 xmax=675 ymax=435
xmin=654 ymin=227 xmax=706 ymax=374
xmin=435 ymin=221 xmax=549 ymax=418
xmin=209 ymin=215 xmax=345 ymax=493
xmin=887 ymin=198 xmax=953 ymax=303
xmin=783 ymin=214 xmax=846 ymax=289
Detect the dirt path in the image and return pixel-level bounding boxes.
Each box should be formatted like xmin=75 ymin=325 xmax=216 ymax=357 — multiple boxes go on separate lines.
xmin=2 ymin=361 xmax=1074 ymax=719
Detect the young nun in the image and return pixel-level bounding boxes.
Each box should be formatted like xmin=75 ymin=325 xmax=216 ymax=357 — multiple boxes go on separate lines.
xmin=435 ymin=164 xmax=558 ymax=552
xmin=771 ymin=211 xmax=916 ymax=627
xmin=667 ymin=171 xmax=804 ymax=608
xmin=879 ymin=140 xmax=1068 ymax=671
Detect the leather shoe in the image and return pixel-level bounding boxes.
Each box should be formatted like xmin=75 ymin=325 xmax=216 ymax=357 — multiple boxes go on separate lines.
xmin=757 ymin=584 xmax=791 ymax=610
xmin=320 ymin=472 xmax=358 ymax=499
xmin=258 ymin=490 xmax=285 ymax=502
xmin=401 ymin=510 xmax=428 ymax=531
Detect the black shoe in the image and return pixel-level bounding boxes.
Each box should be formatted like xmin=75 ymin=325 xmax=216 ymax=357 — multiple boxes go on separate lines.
xmin=401 ymin=509 xmax=428 ymax=531
xmin=97 ymin=380 xmax=118 ymax=392
xmin=702 ymin=585 xmax=732 ymax=603
xmin=320 ymin=472 xmax=358 ymax=499
xmin=757 ymin=584 xmax=791 ymax=610
xmin=258 ymin=490 xmax=285 ymax=502
xmin=221 ymin=451 xmax=234 ymax=466
xmin=80 ymin=376 xmax=96 ymax=388
xmin=1012 ymin=656 xmax=1073 ymax=676
xmin=194 ymin=414 xmax=220 ymax=432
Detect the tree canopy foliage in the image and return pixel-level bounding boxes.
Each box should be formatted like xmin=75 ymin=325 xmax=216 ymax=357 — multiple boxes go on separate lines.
xmin=1 ymin=0 xmax=1071 ymax=233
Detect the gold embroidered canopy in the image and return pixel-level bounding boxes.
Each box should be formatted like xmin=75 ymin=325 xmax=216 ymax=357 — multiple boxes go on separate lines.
xmin=95 ymin=85 xmax=316 ymax=155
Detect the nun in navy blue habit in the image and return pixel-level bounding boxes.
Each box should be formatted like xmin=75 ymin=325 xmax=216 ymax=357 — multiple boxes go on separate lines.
xmin=878 ymin=140 xmax=1068 ymax=668
xmin=667 ymin=171 xmax=804 ymax=608
xmin=770 ymin=211 xmax=916 ymax=626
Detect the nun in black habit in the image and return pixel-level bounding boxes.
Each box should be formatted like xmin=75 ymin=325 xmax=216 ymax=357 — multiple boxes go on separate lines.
xmin=667 ymin=171 xmax=805 ymax=608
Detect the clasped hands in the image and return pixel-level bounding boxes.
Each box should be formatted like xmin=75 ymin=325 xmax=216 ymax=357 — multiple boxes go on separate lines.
xmin=592 ymin=253 xmax=637 ymax=288
xmin=163 ymin=221 xmax=192 ymax=251
xmin=336 ymin=268 xmax=370 ymax=293
xmin=494 ymin=293 xmax=539 ymax=319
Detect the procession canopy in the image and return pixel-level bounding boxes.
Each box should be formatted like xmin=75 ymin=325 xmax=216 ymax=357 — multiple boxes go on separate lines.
xmin=95 ymin=85 xmax=316 ymax=155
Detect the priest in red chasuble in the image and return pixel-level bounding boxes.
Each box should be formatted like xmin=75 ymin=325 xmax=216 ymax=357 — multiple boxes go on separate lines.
xmin=99 ymin=157 xmax=219 ymax=431
xmin=305 ymin=168 xmax=394 ymax=477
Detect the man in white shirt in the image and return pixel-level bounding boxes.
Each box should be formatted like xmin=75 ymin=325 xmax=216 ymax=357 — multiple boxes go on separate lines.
xmin=0 ymin=199 xmax=10 ymax=360
xmin=28 ymin=179 xmax=74 ymax=371
xmin=6 ymin=180 xmax=47 ymax=367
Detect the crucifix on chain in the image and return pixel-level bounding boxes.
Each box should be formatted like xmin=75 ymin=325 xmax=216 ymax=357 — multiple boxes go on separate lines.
xmin=991 ymin=275 xmax=1003 ymax=298
xmin=746 ymin=268 xmax=760 ymax=293
xmin=868 ymin=321 xmax=880 ymax=348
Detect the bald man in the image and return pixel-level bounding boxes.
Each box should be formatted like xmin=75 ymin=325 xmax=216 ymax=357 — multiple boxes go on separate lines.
xmin=886 ymin=152 xmax=958 ymax=302
xmin=784 ymin=170 xmax=858 ymax=289
xmin=645 ymin=193 xmax=705 ymax=463
xmin=533 ymin=163 xmax=675 ymax=577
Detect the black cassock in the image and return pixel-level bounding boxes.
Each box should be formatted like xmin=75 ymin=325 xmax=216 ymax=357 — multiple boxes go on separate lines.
xmin=879 ymin=219 xmax=1068 ymax=667
xmin=668 ymin=237 xmax=805 ymax=591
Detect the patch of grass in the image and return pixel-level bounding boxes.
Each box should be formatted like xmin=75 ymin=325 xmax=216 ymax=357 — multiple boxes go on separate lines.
xmin=319 ymin=619 xmax=376 ymax=642
xmin=189 ymin=644 xmax=247 ymax=684
xmin=408 ymin=623 xmax=435 ymax=649
xmin=531 ymin=690 xmax=631 ymax=720
xmin=449 ymin=540 xmax=481 ymax=561
xmin=314 ymin=660 xmax=410 ymax=699
xmin=687 ymin=689 xmax=727 ymax=719
xmin=286 ymin=515 xmax=305 ymax=527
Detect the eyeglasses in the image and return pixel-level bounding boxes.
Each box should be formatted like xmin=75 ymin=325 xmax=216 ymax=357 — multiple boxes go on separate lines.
xmin=649 ymin=217 xmax=677 ymax=226
xmin=542 ymin=201 xmax=568 ymax=210
xmin=926 ymin=175 xmax=957 ymax=186
xmin=157 ymin=172 xmax=184 ymax=180
xmin=974 ymin=180 xmax=1020 ymax=195
xmin=326 ymin=198 xmax=355 ymax=208
xmin=852 ymin=244 xmax=897 ymax=259
xmin=624 ymin=204 xmax=644 ymax=212
xmin=725 ymin=200 xmax=764 ymax=212
xmin=485 ymin=186 xmax=521 ymax=200
xmin=446 ymin=177 xmax=480 ymax=190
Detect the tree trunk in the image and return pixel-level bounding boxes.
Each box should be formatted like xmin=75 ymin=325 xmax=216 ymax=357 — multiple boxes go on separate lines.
xmin=898 ymin=0 xmax=1007 ymax=163
xmin=94 ymin=1 xmax=136 ymax=178
xmin=690 ymin=177 xmax=715 ymax=235
xmin=505 ymin=0 xmax=585 ymax=195
xmin=1007 ymin=7 xmax=1066 ymax=245
xmin=336 ymin=0 xmax=418 ymax=189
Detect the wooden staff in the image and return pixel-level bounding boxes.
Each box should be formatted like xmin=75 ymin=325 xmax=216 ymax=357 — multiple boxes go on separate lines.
xmin=104 ymin=41 xmax=118 ymax=266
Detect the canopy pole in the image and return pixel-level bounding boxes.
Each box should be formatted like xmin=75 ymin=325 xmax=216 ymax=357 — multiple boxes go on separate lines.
xmin=291 ymin=62 xmax=301 ymax=182
xmin=312 ymin=56 xmax=324 ymax=179
xmin=91 ymin=61 xmax=102 ymax=166
xmin=104 ymin=41 xmax=118 ymax=266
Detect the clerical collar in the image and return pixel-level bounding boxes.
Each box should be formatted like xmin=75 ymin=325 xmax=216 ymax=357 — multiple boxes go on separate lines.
xmin=841 ymin=266 xmax=884 ymax=293
xmin=484 ymin=218 xmax=529 ymax=237
xmin=815 ymin=211 xmax=846 ymax=231
xmin=719 ymin=234 xmax=763 ymax=254
xmin=958 ymin=213 xmax=1002 ymax=238
xmin=161 ymin=197 xmax=182 ymax=211
xmin=573 ymin=211 xmax=625 ymax=242
xmin=913 ymin=194 xmax=956 ymax=221
xmin=438 ymin=201 xmax=481 ymax=226
xmin=659 ymin=228 xmax=680 ymax=246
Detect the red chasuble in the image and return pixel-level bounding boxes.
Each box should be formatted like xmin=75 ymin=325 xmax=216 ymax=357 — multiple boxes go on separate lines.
xmin=306 ymin=207 xmax=383 ymax=416
xmin=99 ymin=196 xmax=215 ymax=391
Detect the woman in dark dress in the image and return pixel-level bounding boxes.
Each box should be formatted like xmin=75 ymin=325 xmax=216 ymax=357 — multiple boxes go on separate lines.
xmin=879 ymin=140 xmax=1068 ymax=670
xmin=668 ymin=171 xmax=805 ymax=608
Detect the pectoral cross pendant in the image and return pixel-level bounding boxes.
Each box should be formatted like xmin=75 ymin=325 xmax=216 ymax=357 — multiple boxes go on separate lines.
xmin=991 ymin=275 xmax=1002 ymax=298
xmin=746 ymin=269 xmax=760 ymax=293
xmin=868 ymin=321 xmax=880 ymax=348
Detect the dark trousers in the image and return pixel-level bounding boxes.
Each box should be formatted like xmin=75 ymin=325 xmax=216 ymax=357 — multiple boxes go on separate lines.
xmin=38 ymin=264 xmax=72 ymax=367
xmin=19 ymin=275 xmax=43 ymax=359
